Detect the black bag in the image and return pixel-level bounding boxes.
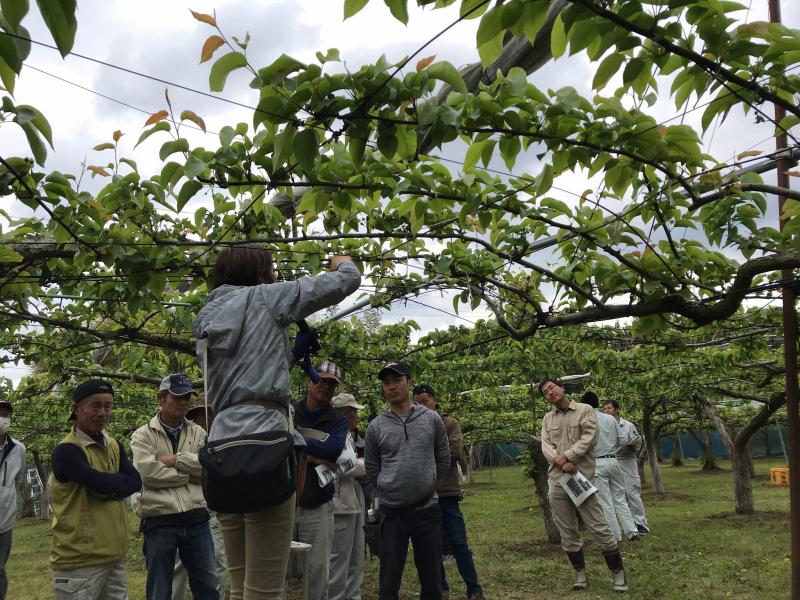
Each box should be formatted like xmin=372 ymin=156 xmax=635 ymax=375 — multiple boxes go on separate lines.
xmin=199 ymin=430 xmax=296 ymax=513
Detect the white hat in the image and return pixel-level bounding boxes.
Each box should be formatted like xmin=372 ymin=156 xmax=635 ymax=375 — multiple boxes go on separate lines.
xmin=332 ymin=393 xmax=364 ymax=410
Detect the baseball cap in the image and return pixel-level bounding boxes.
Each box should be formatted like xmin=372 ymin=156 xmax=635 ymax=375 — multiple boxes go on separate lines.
xmin=0 ymin=400 xmax=12 ymax=413
xmin=158 ymin=373 xmax=195 ymax=396
xmin=377 ymin=361 xmax=410 ymax=380
xmin=412 ymin=384 xmax=436 ymax=397
xmin=316 ymin=361 xmax=342 ymax=384
xmin=332 ymin=393 xmax=364 ymax=410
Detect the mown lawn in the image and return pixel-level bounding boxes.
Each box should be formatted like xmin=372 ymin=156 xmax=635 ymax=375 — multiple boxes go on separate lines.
xmin=7 ymin=458 xmax=791 ymax=599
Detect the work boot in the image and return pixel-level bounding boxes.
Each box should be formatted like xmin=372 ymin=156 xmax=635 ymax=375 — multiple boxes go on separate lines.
xmin=611 ymin=569 xmax=629 ymax=592
xmin=573 ymin=568 xmax=589 ymax=590
xmin=468 ymin=591 xmax=486 ymax=600
xmin=636 ymin=524 xmax=650 ymax=535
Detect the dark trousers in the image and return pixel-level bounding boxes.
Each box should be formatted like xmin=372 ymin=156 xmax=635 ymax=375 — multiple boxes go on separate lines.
xmin=0 ymin=529 xmax=11 ymax=600
xmin=379 ymin=503 xmax=442 ymax=600
xmin=143 ymin=521 xmax=219 ymax=600
xmin=438 ymin=497 xmax=482 ymax=596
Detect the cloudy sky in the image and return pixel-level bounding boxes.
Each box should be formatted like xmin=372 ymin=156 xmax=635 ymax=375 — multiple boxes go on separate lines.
xmin=1 ymin=0 xmax=799 ymax=380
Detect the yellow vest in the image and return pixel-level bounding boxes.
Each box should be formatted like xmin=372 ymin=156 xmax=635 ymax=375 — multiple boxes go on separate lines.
xmin=50 ymin=429 xmax=129 ymax=570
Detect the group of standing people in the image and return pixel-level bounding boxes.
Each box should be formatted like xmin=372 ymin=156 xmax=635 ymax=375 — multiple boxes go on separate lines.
xmin=0 ymin=244 xmax=654 ymax=600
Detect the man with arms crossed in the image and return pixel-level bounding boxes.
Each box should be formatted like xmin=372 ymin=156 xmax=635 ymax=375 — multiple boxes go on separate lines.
xmin=604 ymin=400 xmax=650 ymax=534
xmin=50 ymin=379 xmax=142 ymax=599
xmin=540 ymin=379 xmax=629 ymax=593
xmin=365 ymin=362 xmax=450 ymax=600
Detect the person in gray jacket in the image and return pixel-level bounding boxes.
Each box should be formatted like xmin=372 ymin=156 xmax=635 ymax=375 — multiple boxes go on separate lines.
xmin=365 ymin=362 xmax=450 ymax=600
xmin=192 ymin=247 xmax=361 ymax=600
xmin=0 ymin=400 xmax=25 ymax=600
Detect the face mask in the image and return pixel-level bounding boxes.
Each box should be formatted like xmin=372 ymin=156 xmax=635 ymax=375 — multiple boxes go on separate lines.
xmin=0 ymin=417 xmax=9 ymax=435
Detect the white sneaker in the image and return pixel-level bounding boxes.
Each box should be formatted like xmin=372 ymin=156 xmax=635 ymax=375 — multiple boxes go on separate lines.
xmin=612 ymin=569 xmax=629 ymax=592
xmin=573 ymin=569 xmax=588 ymax=590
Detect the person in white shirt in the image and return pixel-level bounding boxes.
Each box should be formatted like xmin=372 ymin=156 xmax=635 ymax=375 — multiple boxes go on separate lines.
xmin=581 ymin=392 xmax=639 ymax=542
xmin=604 ymin=400 xmax=650 ymax=535
xmin=0 ymin=400 xmax=25 ymax=600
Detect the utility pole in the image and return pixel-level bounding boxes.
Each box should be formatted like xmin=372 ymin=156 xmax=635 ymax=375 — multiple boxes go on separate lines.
xmin=768 ymin=0 xmax=800 ymax=596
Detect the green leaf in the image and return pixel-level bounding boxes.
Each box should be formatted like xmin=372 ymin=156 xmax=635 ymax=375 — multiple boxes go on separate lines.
xmin=293 ymin=128 xmax=319 ymax=174
xmin=1 ymin=0 xmax=29 ymax=31
xmin=0 ymin=23 xmax=31 ymax=72
xmin=535 ymin=164 xmax=553 ymax=196
xmin=273 ymin=124 xmax=296 ymax=167
xmin=344 ymin=0 xmax=369 ymax=19
xmin=135 ymin=122 xmax=171 ymax=148
xmin=476 ymin=5 xmax=503 ymax=47
xmin=396 ymin=125 xmax=417 ymax=160
xmin=464 ymin=139 xmax=486 ymax=172
xmin=35 ymin=0 xmax=77 ymax=57
xmin=0 ymin=56 xmax=15 ymax=94
xmin=377 ymin=128 xmax=398 ymax=159
xmin=255 ymin=54 xmax=305 ymax=86
xmin=13 ymin=104 xmax=52 ymax=147
xmin=522 ymin=0 xmax=550 ymax=42
xmin=177 ymin=180 xmax=203 ymax=213
xmin=460 ymin=0 xmax=490 ymax=19
xmin=478 ymin=32 xmax=504 ymax=68
xmin=384 ymin=0 xmax=408 ymax=24
xmin=499 ymin=136 xmax=521 ymax=171
xmin=20 ymin=121 xmax=46 ymax=164
xmin=348 ymin=125 xmax=367 ymax=166
xmin=0 ymin=247 xmax=23 ymax=263
xmin=426 ymin=61 xmax=467 ymax=93
xmin=209 ymin=51 xmax=248 ymax=92
xmin=550 ymin=13 xmax=567 ymax=59
xmin=592 ymin=53 xmax=625 ymax=90
xmin=183 ymin=154 xmax=208 ymax=179
xmin=159 ymin=138 xmax=189 ymax=161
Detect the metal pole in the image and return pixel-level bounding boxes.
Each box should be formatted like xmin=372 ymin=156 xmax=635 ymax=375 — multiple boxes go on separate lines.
xmin=776 ymin=416 xmax=789 ymax=466
xmin=768 ymin=1 xmax=800 ymax=596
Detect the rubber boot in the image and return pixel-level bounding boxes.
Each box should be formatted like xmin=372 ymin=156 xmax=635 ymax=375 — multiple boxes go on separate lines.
xmin=612 ymin=569 xmax=629 ymax=592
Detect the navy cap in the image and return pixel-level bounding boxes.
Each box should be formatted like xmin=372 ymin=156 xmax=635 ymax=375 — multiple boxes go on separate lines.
xmin=412 ymin=384 xmax=435 ymax=397
xmin=158 ymin=373 xmax=194 ymax=396
xmin=377 ymin=361 xmax=411 ymax=380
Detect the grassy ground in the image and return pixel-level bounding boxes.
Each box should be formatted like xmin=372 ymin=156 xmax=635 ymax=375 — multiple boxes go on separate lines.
xmin=7 ymin=458 xmax=791 ymax=599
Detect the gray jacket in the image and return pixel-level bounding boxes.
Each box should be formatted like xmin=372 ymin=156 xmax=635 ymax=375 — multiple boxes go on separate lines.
xmin=192 ymin=262 xmax=361 ymax=440
xmin=365 ymin=405 xmax=450 ymax=509
xmin=0 ymin=437 xmax=26 ymax=533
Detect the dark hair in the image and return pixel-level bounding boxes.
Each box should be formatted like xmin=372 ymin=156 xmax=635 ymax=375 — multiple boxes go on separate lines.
xmin=537 ymin=378 xmax=562 ymax=394
xmin=211 ymin=245 xmax=274 ymax=289
xmin=604 ymin=399 xmax=620 ymax=410
xmin=581 ymin=391 xmax=599 ymax=408
xmin=412 ymin=384 xmax=436 ymax=398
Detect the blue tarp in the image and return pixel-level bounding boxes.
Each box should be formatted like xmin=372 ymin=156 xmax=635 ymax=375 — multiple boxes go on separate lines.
xmin=660 ymin=425 xmax=789 ymax=459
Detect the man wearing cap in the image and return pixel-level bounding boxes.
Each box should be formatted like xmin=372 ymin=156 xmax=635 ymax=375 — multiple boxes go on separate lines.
xmin=131 ymin=374 xmax=218 ymax=600
xmin=0 ymin=400 xmax=25 ymax=600
xmin=293 ymin=361 xmax=349 ymax=600
xmin=413 ymin=385 xmax=485 ymax=600
xmin=172 ymin=395 xmax=227 ymax=600
xmin=365 ymin=362 xmax=450 ymax=600
xmin=329 ymin=393 xmax=367 ymax=600
xmin=49 ymin=380 xmax=141 ymax=599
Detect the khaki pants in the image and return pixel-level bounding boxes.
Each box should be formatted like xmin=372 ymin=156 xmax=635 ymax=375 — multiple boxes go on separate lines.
xmin=329 ymin=512 xmax=364 ymax=600
xmin=218 ymin=494 xmax=295 ymax=600
xmin=619 ymin=458 xmax=649 ymax=528
xmin=548 ymin=481 xmax=617 ymax=553
xmin=52 ymin=559 xmax=127 ymax=600
xmin=294 ymin=501 xmax=334 ymax=600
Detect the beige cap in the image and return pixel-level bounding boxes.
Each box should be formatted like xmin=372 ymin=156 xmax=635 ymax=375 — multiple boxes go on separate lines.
xmin=332 ymin=393 xmax=364 ymax=410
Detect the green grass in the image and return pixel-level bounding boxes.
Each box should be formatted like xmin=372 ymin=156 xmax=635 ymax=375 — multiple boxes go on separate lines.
xmin=8 ymin=458 xmax=791 ymax=599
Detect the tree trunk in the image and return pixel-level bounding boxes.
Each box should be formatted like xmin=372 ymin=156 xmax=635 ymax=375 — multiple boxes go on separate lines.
xmin=527 ymin=437 xmax=561 ymax=544
xmin=637 ymin=457 xmax=647 ymax=486
xmin=688 ymin=429 xmax=718 ymax=471
xmin=746 ymin=438 xmax=756 ymax=478
xmin=763 ymin=426 xmax=772 ymax=458
xmin=641 ymin=402 xmax=665 ymax=493
xmin=731 ymin=443 xmax=755 ymax=514
xmin=32 ymin=450 xmax=50 ymax=520
xmin=702 ymin=394 xmax=784 ymax=515
xmin=466 ymin=445 xmax=475 ymax=484
xmin=671 ymin=432 xmax=684 ymax=466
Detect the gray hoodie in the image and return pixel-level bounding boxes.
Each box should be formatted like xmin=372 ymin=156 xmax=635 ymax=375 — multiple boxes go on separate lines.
xmin=364 ymin=405 xmax=450 ymax=509
xmin=192 ymin=262 xmax=361 ymax=417
xmin=0 ymin=436 xmax=26 ymax=533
